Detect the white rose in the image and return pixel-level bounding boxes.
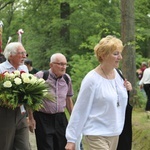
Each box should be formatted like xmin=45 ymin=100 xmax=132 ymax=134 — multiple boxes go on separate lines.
xmin=29 ymin=76 xmax=37 ymax=84
xmin=4 ymin=72 xmax=15 ymax=79
xmin=38 ymin=78 xmax=45 ymax=84
xmin=14 ymin=70 xmax=20 ymax=76
xmin=9 ymin=73 xmax=15 ymax=79
xmin=21 ymin=73 xmax=28 ymax=78
xmin=14 ymin=77 xmax=22 ymax=85
xmin=21 ymin=73 xmax=30 ymax=83
xmin=3 ymin=81 xmax=12 ymax=88
xmin=4 ymin=72 xmax=9 ymax=77
xmin=22 ymin=76 xmax=30 ymax=83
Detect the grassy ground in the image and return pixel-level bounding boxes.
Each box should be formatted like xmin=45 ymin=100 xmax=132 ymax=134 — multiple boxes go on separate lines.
xmin=132 ymin=107 xmax=150 ymax=150
xmin=29 ymin=108 xmax=150 ymax=150
xmin=29 ymin=104 xmax=150 ymax=150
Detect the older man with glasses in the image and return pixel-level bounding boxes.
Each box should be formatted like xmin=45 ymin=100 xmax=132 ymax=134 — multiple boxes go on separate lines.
xmin=32 ymin=53 xmax=74 ymax=150
xmin=0 ymin=42 xmax=31 ymax=150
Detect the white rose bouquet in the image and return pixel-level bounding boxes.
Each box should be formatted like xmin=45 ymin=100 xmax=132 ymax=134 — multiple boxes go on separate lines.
xmin=0 ymin=70 xmax=52 ymax=111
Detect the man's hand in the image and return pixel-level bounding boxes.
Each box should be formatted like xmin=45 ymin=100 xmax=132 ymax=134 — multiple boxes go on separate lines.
xmin=27 ymin=109 xmax=36 ymax=133
xmin=28 ymin=117 xmax=36 ymax=133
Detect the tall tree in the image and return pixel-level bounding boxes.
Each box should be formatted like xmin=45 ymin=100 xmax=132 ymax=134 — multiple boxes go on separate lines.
xmin=0 ymin=21 xmax=3 ymax=53
xmin=121 ymin=0 xmax=136 ymax=100
xmin=135 ymin=0 xmax=150 ymax=57
xmin=60 ymin=2 xmax=70 ymax=42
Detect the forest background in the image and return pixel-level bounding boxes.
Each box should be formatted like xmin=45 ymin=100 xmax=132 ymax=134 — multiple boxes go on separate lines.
xmin=1 ymin=0 xmax=150 ymax=149
xmin=0 ymin=0 xmax=150 ymax=108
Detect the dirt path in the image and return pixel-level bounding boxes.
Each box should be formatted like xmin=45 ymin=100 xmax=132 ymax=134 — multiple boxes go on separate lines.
xmin=29 ymin=132 xmax=37 ymax=150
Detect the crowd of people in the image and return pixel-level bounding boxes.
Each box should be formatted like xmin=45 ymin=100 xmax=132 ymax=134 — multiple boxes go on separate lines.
xmin=1 ymin=34 xmax=150 ymax=150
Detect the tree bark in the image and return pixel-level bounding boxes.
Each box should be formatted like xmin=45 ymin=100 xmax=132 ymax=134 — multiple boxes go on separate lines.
xmin=121 ymin=0 xmax=136 ymax=102
xmin=60 ymin=2 xmax=70 ymax=42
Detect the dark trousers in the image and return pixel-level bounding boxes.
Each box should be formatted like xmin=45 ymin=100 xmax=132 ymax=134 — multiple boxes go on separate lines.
xmin=0 ymin=107 xmax=30 ymax=150
xmin=34 ymin=111 xmax=68 ymax=150
xmin=144 ymin=84 xmax=150 ymax=111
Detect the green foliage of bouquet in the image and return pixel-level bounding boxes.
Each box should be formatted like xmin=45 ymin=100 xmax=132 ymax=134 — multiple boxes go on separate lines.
xmin=0 ymin=70 xmax=53 ymax=111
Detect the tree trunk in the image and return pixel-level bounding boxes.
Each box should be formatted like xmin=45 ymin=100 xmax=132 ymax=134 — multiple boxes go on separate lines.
xmin=60 ymin=2 xmax=70 ymax=42
xmin=121 ymin=0 xmax=136 ymax=103
xmin=0 ymin=21 xmax=3 ymax=53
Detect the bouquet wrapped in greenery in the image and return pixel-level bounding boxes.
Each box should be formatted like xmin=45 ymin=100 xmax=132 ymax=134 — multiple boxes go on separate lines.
xmin=0 ymin=70 xmax=52 ymax=111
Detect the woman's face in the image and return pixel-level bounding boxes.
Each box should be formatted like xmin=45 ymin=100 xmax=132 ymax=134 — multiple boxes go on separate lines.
xmin=104 ymin=49 xmax=122 ymax=68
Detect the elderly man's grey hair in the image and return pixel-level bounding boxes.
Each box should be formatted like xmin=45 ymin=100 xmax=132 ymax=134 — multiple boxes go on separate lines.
xmin=3 ymin=42 xmax=23 ymax=60
xmin=50 ymin=53 xmax=65 ymax=63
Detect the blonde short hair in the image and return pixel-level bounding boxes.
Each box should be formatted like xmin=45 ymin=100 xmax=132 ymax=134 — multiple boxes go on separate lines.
xmin=94 ymin=35 xmax=124 ymax=62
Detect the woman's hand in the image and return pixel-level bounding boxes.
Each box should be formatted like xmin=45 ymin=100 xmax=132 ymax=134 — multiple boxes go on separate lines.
xmin=65 ymin=142 xmax=75 ymax=150
xmin=124 ymin=79 xmax=132 ymax=91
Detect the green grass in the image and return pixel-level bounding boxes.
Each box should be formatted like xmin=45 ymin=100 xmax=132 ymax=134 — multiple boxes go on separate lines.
xmin=65 ymin=95 xmax=150 ymax=150
xmin=132 ymin=107 xmax=150 ymax=150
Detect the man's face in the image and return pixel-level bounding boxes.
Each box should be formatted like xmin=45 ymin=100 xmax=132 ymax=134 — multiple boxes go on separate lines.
xmin=9 ymin=45 xmax=27 ymax=66
xmin=50 ymin=56 xmax=68 ymax=77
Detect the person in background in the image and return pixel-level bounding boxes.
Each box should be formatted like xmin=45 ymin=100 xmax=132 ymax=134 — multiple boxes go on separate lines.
xmin=0 ymin=42 xmax=31 ymax=150
xmin=65 ymin=35 xmax=132 ymax=150
xmin=136 ymin=62 xmax=147 ymax=80
xmin=24 ymin=59 xmax=38 ymax=123
xmin=31 ymin=53 xmax=74 ymax=150
xmin=0 ymin=53 xmax=6 ymax=63
xmin=139 ymin=60 xmax=150 ymax=118
xmin=24 ymin=59 xmax=38 ymax=74
xmin=136 ymin=62 xmax=147 ymax=97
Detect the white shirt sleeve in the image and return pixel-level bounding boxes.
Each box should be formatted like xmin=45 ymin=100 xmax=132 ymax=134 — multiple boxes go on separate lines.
xmin=66 ymin=72 xmax=96 ymax=143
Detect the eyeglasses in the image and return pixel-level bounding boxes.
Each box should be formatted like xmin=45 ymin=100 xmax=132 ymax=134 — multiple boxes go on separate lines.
xmin=17 ymin=52 xmax=27 ymax=55
xmin=53 ymin=62 xmax=69 ymax=67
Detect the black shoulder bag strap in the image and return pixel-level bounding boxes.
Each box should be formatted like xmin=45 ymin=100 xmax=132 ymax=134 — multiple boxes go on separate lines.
xmin=63 ymin=74 xmax=69 ymax=85
xmin=42 ymin=70 xmax=69 ymax=85
xmin=43 ymin=70 xmax=49 ymax=80
xmin=116 ymin=68 xmax=132 ymax=150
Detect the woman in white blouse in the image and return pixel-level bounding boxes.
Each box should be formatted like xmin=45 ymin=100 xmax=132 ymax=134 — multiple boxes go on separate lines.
xmin=65 ymin=35 xmax=132 ymax=150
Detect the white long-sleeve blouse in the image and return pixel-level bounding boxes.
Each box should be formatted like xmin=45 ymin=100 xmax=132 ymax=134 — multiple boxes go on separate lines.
xmin=139 ymin=67 xmax=150 ymax=85
xmin=66 ymin=69 xmax=128 ymax=143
